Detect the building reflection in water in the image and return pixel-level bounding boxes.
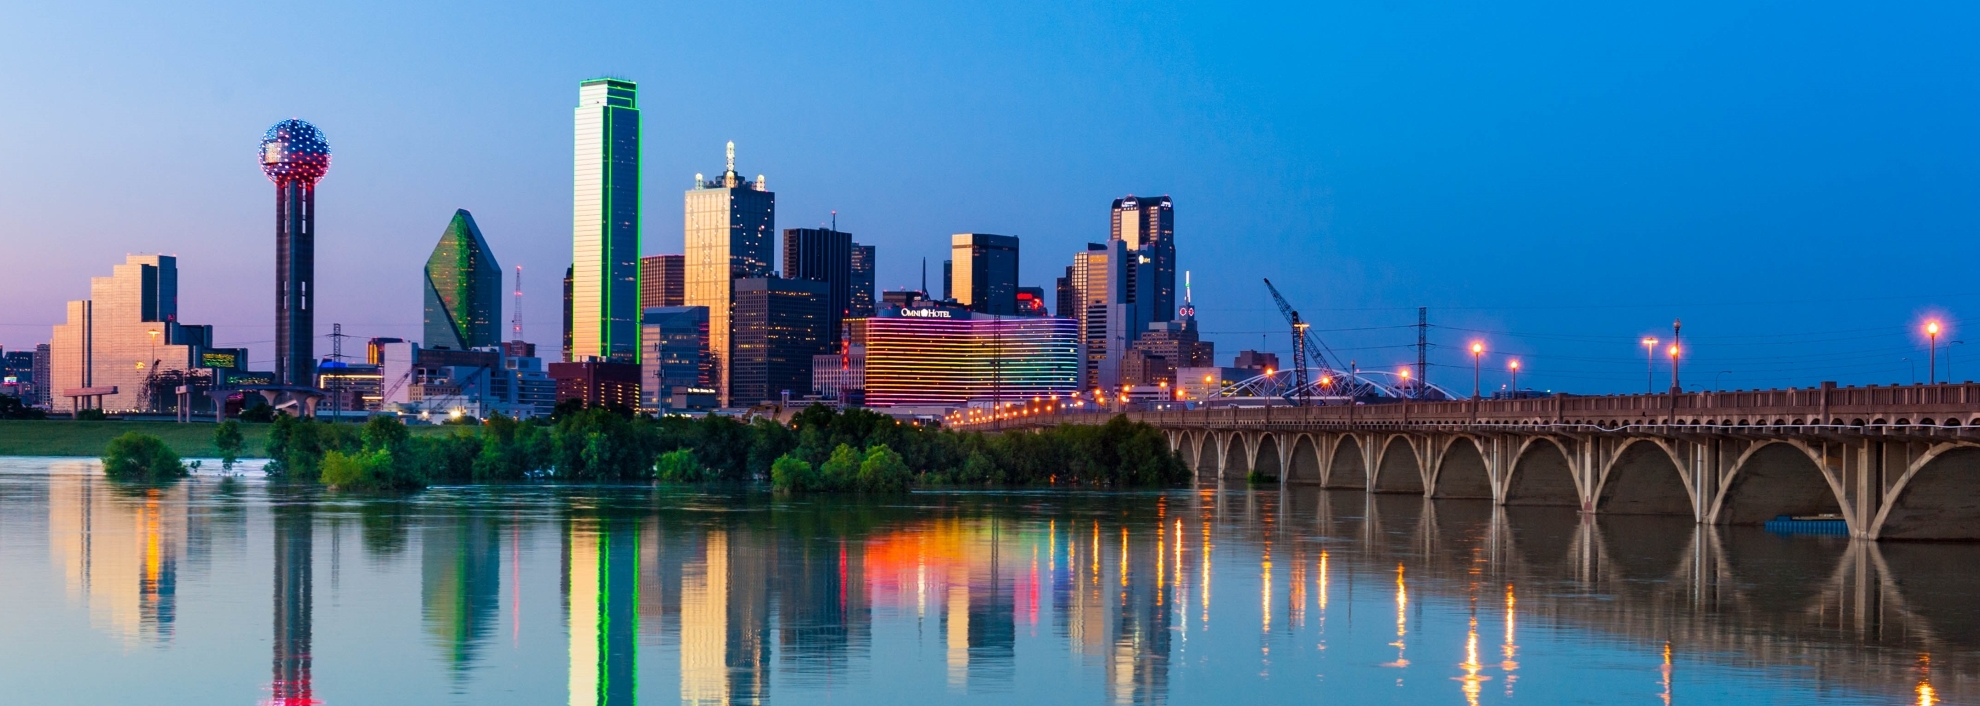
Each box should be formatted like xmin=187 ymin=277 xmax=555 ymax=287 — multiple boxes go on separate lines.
xmin=269 ymin=494 xmax=314 ymax=706
xmin=48 ymin=469 xmax=183 ymax=645
xmin=421 ymin=512 xmax=501 ymax=683
xmin=567 ymin=516 xmax=639 ymax=706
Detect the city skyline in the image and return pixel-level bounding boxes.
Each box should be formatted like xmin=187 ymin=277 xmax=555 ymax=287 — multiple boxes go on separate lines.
xmin=6 ymin=1 xmax=1980 ymax=395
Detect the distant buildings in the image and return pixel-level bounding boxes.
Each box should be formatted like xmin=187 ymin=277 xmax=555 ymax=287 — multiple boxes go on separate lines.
xmin=729 ymin=277 xmax=829 ymax=406
xmin=49 ymin=255 xmax=216 ymax=413
xmin=548 ymin=360 xmax=640 ymax=411
xmin=782 ymin=227 xmax=853 ymax=348
xmin=1069 ymin=240 xmax=1143 ymax=390
xmin=572 ymin=78 xmax=642 ymax=364
xmin=260 ymin=119 xmax=332 ymax=387
xmin=1111 ymin=195 xmax=1175 ymax=324
xmin=424 ymin=209 xmax=502 ymax=350
xmin=375 ymin=340 xmax=555 ymax=419
xmin=1232 ymin=350 xmax=1280 ymax=373
xmin=684 ymin=142 xmax=775 ymax=406
xmin=639 ymin=255 xmax=684 ymax=309
xmin=1121 ymin=283 xmax=1212 ymax=387
xmin=1 ymin=349 xmax=38 ymax=403
xmin=641 ymin=306 xmax=713 ymax=413
xmin=848 ymin=244 xmax=876 ymax=319
xmin=857 ymin=302 xmax=1079 ymax=408
xmin=950 ymin=233 xmax=1020 ymax=315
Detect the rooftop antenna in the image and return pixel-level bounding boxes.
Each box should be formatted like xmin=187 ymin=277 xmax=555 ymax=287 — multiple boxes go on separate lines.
xmin=831 ymin=210 xmax=837 ymax=231
xmin=921 ymin=258 xmax=928 ymax=295
xmin=726 ymin=141 xmax=735 ymax=173
xmin=512 ymin=265 xmax=524 ymax=341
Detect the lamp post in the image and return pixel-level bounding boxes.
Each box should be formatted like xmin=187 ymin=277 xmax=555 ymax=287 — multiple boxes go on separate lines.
xmin=1508 ymin=359 xmax=1520 ymax=397
xmin=1714 ymin=370 xmax=1732 ymax=392
xmin=1670 ymin=319 xmax=1682 ymax=393
xmin=1470 ymin=342 xmax=1484 ymax=400
xmin=1927 ymin=321 xmax=1941 ymax=384
xmin=1641 ymin=337 xmax=1658 ymax=394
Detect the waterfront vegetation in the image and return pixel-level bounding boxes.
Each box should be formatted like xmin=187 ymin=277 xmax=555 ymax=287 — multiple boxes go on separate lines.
xmin=100 ymin=431 xmax=188 ymax=483
xmin=0 ymin=419 xmax=277 ymax=457
xmin=247 ymin=404 xmax=1186 ymax=493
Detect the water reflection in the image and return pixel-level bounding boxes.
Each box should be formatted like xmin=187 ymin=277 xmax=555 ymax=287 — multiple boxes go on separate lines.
xmin=5 ymin=462 xmax=1980 ymax=704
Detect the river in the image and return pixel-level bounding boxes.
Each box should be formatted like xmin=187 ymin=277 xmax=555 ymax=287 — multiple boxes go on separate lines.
xmin=0 ymin=457 xmax=1967 ymax=704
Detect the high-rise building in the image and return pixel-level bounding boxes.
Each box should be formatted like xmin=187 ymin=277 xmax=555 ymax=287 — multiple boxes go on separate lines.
xmin=858 ymin=304 xmax=1079 ymax=407
xmin=1014 ymin=287 xmax=1047 ymax=317
xmin=641 ymin=306 xmax=712 ymax=413
xmin=782 ymin=228 xmax=852 ymax=348
xmin=424 ymin=209 xmax=502 ymax=350
xmin=1110 ymin=195 xmax=1175 ymax=323
xmin=1055 ymin=266 xmax=1077 ymax=319
xmin=950 ymin=234 xmax=1019 ymax=315
xmin=50 ymin=255 xmax=213 ymax=413
xmin=1 ymin=350 xmax=36 ymax=403
xmin=848 ymin=244 xmax=876 ymax=319
xmin=1070 ymin=241 xmax=1144 ymax=390
xmin=684 ymin=142 xmax=775 ymax=406
xmin=32 ymin=343 xmax=49 ymax=407
xmin=728 ymin=277 xmax=828 ymax=406
xmin=562 ymin=266 xmax=574 ymax=362
xmin=639 ymin=255 xmax=684 ymax=309
xmin=572 ymin=78 xmax=641 ymax=364
xmin=260 ymin=119 xmax=331 ymax=387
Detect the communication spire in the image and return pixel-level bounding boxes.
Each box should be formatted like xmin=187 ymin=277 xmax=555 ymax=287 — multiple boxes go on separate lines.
xmin=512 ymin=265 xmax=524 ymax=341
xmin=726 ymin=140 xmax=735 ymax=172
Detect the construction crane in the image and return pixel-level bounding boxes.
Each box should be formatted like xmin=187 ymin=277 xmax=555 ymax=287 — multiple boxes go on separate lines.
xmin=1263 ymin=278 xmax=1350 ymax=401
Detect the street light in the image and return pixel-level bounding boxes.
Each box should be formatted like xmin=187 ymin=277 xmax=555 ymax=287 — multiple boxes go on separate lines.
xmin=1927 ymin=321 xmax=1942 ymax=384
xmin=1668 ymin=343 xmax=1681 ymax=393
xmin=1714 ymin=370 xmax=1733 ymax=392
xmin=1641 ymin=337 xmax=1658 ymax=394
xmin=1470 ymin=342 xmax=1484 ymax=400
xmin=1508 ymin=359 xmax=1520 ymax=396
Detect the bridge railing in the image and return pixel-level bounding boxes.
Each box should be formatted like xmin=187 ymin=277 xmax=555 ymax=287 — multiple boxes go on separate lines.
xmin=959 ymin=381 xmax=1980 ymax=430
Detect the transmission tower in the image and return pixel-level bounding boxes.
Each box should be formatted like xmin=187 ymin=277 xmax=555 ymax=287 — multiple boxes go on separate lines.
xmin=512 ymin=265 xmax=524 ymax=342
xmin=1291 ymin=319 xmax=1310 ymax=406
xmin=1416 ymin=307 xmax=1427 ymax=399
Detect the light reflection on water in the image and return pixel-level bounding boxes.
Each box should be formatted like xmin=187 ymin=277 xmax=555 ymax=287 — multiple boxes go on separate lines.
xmin=0 ymin=458 xmax=1974 ymax=705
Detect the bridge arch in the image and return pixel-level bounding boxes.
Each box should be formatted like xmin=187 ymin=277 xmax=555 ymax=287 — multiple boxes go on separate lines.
xmin=1594 ymin=438 xmax=1693 ymax=517
xmin=1326 ymin=435 xmax=1366 ymax=489
xmin=1432 ymin=436 xmax=1493 ymax=499
xmin=1252 ymin=434 xmax=1284 ymax=480
xmin=1710 ymin=440 xmax=1844 ymax=527
xmin=1220 ymin=434 xmax=1250 ymax=480
xmin=1870 ymin=443 xmax=1980 ymax=540
xmin=1372 ymin=435 xmax=1424 ymax=494
xmin=1286 ymin=434 xmax=1324 ymax=484
xmin=1192 ymin=433 xmax=1219 ymax=480
xmin=1505 ymin=437 xmax=1581 ymax=507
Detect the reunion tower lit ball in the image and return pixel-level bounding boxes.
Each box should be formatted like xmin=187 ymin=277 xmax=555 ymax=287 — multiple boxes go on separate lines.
xmin=259 ymin=119 xmax=331 ymax=184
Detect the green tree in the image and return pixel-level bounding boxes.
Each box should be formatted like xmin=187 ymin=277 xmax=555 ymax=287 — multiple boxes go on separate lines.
xmin=769 ymin=453 xmax=818 ymax=492
xmin=856 ymin=444 xmax=914 ymax=493
xmin=819 ymin=443 xmax=863 ymax=490
xmin=102 ymin=432 xmax=187 ymax=483
xmin=213 ymin=420 xmax=245 ymax=471
xmin=656 ymin=448 xmax=707 ymax=483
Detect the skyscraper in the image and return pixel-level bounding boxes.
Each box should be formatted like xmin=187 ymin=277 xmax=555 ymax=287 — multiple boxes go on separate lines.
xmin=51 ymin=255 xmax=209 ymax=413
xmin=572 ymin=78 xmax=641 ymax=364
xmin=684 ymin=142 xmax=775 ymax=406
xmin=729 ymin=277 xmax=828 ymax=406
xmin=260 ymin=119 xmax=331 ymax=387
xmin=848 ymin=244 xmax=876 ymax=319
xmin=1110 ymin=195 xmax=1175 ymax=323
xmin=1069 ymin=241 xmax=1141 ymax=390
xmin=639 ymin=255 xmax=684 ymax=309
xmin=782 ymin=227 xmax=852 ymax=347
xmin=562 ymin=266 xmax=574 ymax=362
xmin=424 ymin=209 xmax=502 ymax=350
xmin=951 ymin=234 xmax=1019 ymax=315
xmin=641 ymin=305 xmax=711 ymax=412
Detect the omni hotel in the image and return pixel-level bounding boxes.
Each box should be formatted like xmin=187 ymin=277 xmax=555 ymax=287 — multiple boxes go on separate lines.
xmin=819 ymin=302 xmax=1079 ymax=409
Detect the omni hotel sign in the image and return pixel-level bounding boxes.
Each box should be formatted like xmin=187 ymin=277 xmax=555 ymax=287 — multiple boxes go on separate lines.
xmin=900 ymin=308 xmax=953 ymax=319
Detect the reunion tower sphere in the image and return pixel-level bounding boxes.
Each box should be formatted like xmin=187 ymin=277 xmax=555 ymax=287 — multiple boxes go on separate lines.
xmin=259 ymin=119 xmax=331 ymax=184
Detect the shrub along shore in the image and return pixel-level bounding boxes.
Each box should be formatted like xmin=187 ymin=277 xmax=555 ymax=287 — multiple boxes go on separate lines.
xmin=128 ymin=404 xmax=1189 ymax=493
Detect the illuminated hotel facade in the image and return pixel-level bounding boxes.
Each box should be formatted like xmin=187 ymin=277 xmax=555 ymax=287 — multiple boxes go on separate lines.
xmin=858 ymin=305 xmax=1079 ymax=408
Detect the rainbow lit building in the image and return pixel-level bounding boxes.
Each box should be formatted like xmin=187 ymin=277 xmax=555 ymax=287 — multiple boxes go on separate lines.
xmin=859 ymin=304 xmax=1079 ymax=408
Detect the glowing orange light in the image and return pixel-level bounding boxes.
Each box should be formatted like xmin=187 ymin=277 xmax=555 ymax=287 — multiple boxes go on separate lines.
xmin=1471 ymin=342 xmax=1484 ymax=355
xmin=1928 ymin=321 xmax=1942 ymax=336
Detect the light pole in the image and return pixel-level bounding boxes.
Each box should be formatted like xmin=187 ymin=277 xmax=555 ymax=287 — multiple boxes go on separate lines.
xmin=1927 ymin=321 xmax=1941 ymax=384
xmin=1641 ymin=337 xmax=1658 ymax=394
xmin=1714 ymin=370 xmax=1732 ymax=392
xmin=1670 ymin=319 xmax=1682 ymax=393
xmin=1470 ymin=342 xmax=1484 ymax=400
xmin=1508 ymin=359 xmax=1520 ymax=397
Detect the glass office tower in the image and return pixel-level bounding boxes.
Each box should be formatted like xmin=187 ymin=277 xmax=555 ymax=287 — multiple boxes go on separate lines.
xmin=684 ymin=142 xmax=775 ymax=406
xmin=573 ymin=78 xmax=641 ymax=363
xmin=1109 ymin=195 xmax=1175 ymax=323
xmin=424 ymin=209 xmax=502 ymax=350
xmin=950 ymin=233 xmax=1019 ymax=315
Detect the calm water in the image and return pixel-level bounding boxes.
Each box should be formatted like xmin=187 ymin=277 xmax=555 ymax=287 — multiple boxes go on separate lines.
xmin=0 ymin=458 xmax=1972 ymax=705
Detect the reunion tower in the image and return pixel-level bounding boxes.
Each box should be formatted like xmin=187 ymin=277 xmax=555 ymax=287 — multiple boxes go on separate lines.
xmin=259 ymin=120 xmax=331 ymax=387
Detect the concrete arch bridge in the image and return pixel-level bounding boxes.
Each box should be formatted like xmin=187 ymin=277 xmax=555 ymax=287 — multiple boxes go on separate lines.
xmin=982 ymin=382 xmax=1980 ymax=541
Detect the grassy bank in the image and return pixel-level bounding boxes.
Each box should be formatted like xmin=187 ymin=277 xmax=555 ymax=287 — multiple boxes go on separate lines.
xmin=0 ymin=420 xmax=452 ymax=458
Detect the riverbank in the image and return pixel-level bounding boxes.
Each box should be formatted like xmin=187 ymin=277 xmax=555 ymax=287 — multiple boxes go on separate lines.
xmin=0 ymin=420 xmax=452 ymax=458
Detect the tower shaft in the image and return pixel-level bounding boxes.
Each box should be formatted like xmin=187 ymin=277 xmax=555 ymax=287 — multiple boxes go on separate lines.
xmin=276 ymin=180 xmax=316 ymax=387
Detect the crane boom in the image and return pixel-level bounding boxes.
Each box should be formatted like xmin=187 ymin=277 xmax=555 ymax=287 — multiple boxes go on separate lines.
xmin=1262 ymin=279 xmax=1343 ymax=373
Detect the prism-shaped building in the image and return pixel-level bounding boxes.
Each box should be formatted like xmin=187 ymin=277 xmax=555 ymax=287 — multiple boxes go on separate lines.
xmin=425 ymin=209 xmax=502 ymax=350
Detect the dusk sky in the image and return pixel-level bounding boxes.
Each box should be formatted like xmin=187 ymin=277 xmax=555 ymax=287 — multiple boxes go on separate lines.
xmin=5 ymin=0 xmax=1979 ymax=394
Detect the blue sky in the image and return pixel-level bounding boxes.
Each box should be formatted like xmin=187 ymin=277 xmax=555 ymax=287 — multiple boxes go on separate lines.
xmin=4 ymin=0 xmax=1978 ymax=393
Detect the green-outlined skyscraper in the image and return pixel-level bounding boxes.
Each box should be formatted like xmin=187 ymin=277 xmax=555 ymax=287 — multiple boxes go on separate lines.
xmin=572 ymin=78 xmax=641 ymax=363
xmin=424 ymin=209 xmax=502 ymax=350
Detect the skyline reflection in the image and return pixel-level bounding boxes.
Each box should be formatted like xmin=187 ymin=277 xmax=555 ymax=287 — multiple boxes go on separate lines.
xmin=4 ymin=462 xmax=1979 ymax=704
